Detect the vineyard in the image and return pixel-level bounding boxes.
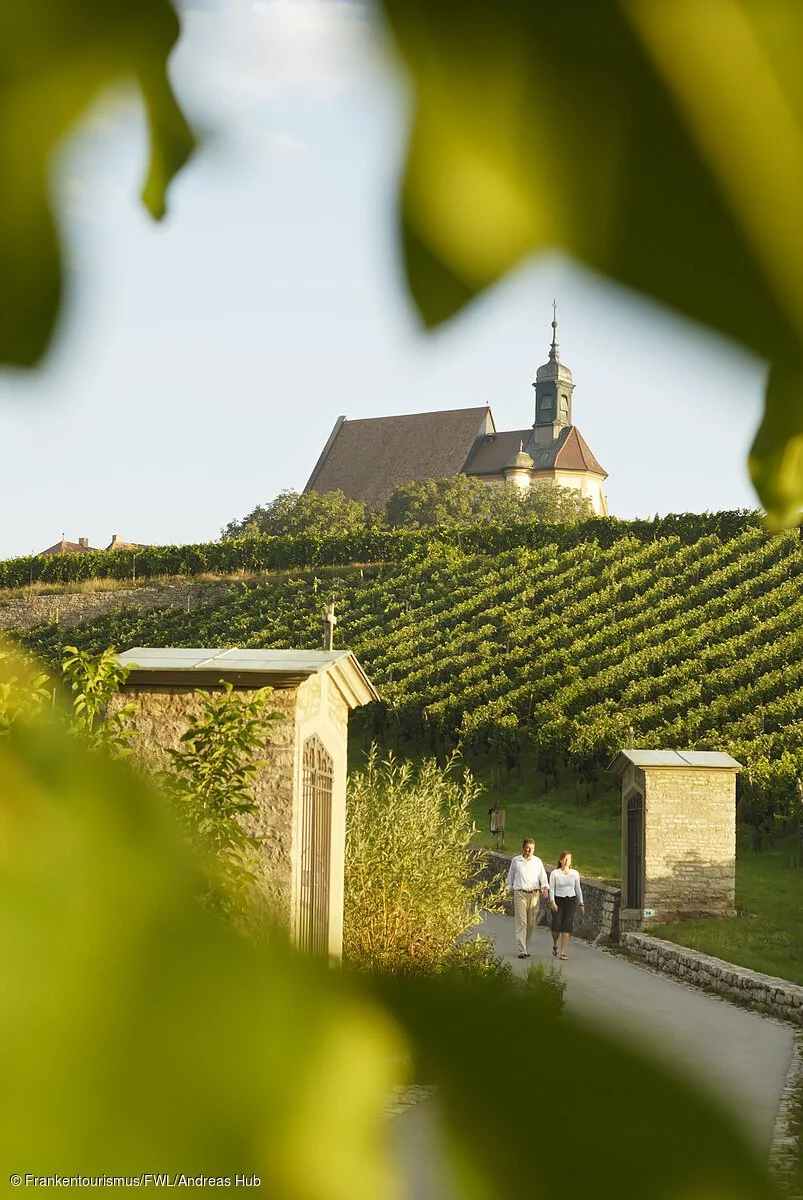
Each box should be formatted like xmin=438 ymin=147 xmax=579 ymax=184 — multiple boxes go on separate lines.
xmin=15 ymin=517 xmax=803 ymax=841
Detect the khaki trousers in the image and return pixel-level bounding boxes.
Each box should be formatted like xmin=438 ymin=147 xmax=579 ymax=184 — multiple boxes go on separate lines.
xmin=513 ymin=890 xmax=540 ymax=954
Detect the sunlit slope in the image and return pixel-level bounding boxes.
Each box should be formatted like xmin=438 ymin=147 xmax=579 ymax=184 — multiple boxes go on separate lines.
xmin=21 ymin=526 xmax=803 ymax=820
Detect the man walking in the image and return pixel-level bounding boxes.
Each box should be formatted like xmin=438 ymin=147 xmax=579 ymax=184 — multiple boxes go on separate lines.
xmin=506 ymin=838 xmax=549 ymax=958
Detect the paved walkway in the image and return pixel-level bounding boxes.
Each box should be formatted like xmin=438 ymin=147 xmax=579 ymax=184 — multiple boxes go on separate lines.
xmin=390 ymin=913 xmax=796 ymax=1199
xmin=479 ymin=912 xmax=794 ymax=1150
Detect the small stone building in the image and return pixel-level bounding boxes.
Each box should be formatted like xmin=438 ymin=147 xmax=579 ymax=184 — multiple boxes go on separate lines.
xmin=114 ymin=647 xmax=378 ymax=957
xmin=609 ymin=749 xmax=741 ymax=930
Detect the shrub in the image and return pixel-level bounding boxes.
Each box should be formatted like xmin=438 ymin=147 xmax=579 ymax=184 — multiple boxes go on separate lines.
xmin=343 ymin=748 xmax=493 ymax=976
xmin=524 ymin=961 xmax=567 ymax=1016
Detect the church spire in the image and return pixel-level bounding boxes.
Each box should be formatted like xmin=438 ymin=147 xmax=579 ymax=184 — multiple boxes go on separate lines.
xmin=549 ymin=299 xmax=559 ymax=363
xmin=532 ymin=305 xmax=575 ymax=444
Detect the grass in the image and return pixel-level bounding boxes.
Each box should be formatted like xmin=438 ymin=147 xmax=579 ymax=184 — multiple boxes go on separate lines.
xmin=468 ymin=762 xmax=803 ymax=986
xmin=650 ymin=837 xmax=803 ymax=986
xmin=350 ymin=745 xmax=803 ymax=985
xmin=469 ymin=764 xmax=621 ymax=881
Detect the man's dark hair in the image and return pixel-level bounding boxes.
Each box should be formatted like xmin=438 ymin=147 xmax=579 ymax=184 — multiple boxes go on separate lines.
xmin=522 ymin=838 xmax=535 ymax=848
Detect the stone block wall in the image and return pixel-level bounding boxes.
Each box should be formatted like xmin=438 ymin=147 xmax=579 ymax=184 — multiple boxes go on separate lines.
xmin=0 ymin=582 xmax=235 ymax=634
xmin=109 ymin=684 xmax=299 ymax=928
xmin=623 ymin=934 xmax=803 ymax=1026
xmin=643 ymin=768 xmax=735 ymax=920
xmin=474 ymin=851 xmax=621 ymax=943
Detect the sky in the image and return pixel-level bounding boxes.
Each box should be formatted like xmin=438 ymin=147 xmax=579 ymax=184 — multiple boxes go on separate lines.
xmin=0 ymin=0 xmax=769 ymax=560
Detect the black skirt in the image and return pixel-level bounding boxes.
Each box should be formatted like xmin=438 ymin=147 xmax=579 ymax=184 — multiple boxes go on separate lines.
xmin=551 ymin=895 xmax=578 ymax=933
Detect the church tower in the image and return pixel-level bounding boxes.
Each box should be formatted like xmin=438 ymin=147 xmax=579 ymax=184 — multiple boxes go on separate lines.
xmin=532 ymin=305 xmax=575 ymax=447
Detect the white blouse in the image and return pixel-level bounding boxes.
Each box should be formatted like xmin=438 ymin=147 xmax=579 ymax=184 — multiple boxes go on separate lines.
xmin=549 ymin=867 xmax=584 ymax=905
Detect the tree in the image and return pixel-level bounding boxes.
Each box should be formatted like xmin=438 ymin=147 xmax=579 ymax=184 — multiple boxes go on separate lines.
xmin=221 ymin=488 xmax=368 ymax=540
xmin=382 ymin=474 xmax=590 ymax=528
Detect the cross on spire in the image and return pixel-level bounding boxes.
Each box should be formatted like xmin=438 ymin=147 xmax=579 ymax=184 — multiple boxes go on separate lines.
xmin=549 ymin=300 xmax=559 ymax=362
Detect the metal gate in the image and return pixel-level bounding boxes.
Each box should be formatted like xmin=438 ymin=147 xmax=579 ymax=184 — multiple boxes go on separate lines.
xmin=299 ymin=735 xmax=333 ymax=956
xmin=626 ymin=791 xmax=644 ymax=909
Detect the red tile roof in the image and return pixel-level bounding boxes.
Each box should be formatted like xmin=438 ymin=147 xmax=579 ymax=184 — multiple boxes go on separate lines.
xmin=553 ymin=427 xmax=607 ymax=475
xmin=466 ymin=425 xmax=607 ymax=478
xmin=38 ymin=538 xmax=98 ymax=555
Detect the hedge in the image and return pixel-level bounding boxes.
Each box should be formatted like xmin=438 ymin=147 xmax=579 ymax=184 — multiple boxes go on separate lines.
xmin=0 ymin=510 xmax=765 ymax=589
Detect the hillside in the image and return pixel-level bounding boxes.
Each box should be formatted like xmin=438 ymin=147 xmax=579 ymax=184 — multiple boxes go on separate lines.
xmin=14 ymin=516 xmax=803 ymax=839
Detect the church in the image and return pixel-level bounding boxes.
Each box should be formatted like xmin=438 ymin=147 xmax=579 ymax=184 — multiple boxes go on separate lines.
xmin=305 ymin=316 xmax=609 ymax=517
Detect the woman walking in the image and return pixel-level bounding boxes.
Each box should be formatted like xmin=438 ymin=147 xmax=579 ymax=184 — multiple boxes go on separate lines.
xmin=549 ymin=851 xmax=584 ymax=961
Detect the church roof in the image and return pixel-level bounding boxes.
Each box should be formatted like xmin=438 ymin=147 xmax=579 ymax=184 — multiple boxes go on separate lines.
xmin=305 ymin=408 xmax=494 ymax=510
xmin=464 ymin=430 xmax=533 ymax=475
xmin=553 ymin=427 xmax=607 ymax=476
xmin=465 ymin=426 xmax=607 ymax=478
xmin=505 ymin=447 xmax=534 ymax=470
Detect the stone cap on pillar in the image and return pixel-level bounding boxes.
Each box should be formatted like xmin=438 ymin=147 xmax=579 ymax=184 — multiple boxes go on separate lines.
xmin=115 ymin=647 xmax=379 ymax=709
xmin=609 ymin=749 xmax=742 ymax=773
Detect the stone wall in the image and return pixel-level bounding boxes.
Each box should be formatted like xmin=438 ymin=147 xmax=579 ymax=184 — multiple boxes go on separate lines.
xmin=475 ymin=851 xmax=621 ymax=944
xmin=623 ymin=933 xmax=803 ymax=1027
xmin=109 ymin=684 xmax=298 ymax=928
xmin=642 ymin=767 xmax=736 ymax=920
xmin=0 ymin=581 xmax=235 ymax=634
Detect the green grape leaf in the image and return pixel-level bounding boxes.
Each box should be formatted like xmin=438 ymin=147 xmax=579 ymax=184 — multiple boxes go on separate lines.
xmin=0 ymin=0 xmax=195 ymax=367
xmin=0 ymin=719 xmax=403 ymax=1198
xmin=381 ymin=0 xmax=803 ymax=525
xmin=378 ymin=975 xmax=780 ymax=1200
xmin=750 ymin=357 xmax=803 ymax=531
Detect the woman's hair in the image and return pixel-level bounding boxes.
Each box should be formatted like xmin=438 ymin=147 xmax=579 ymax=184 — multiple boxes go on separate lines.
xmin=558 ymin=850 xmax=573 ymax=870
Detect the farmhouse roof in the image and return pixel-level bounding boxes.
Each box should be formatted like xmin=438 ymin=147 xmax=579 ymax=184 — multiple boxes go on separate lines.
xmin=38 ymin=537 xmax=98 ymax=555
xmin=304 ymin=408 xmax=495 ymax=509
xmin=116 ymin=647 xmax=379 ymax=709
xmin=609 ymin=749 xmax=742 ymax=772
xmin=105 ymin=535 xmax=148 ymax=551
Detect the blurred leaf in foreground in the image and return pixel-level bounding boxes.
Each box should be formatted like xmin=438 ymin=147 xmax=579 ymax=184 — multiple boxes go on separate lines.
xmin=379 ymin=974 xmax=780 ymax=1200
xmin=0 ymin=0 xmax=195 ymax=368
xmin=381 ymin=0 xmax=803 ymax=525
xmin=0 ymin=719 xmax=403 ymax=1198
xmin=0 ymin=648 xmax=783 ymax=1198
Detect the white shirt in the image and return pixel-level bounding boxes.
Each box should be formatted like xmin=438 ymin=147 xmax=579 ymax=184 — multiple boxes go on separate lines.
xmin=506 ymin=854 xmax=548 ymax=892
xmin=549 ymin=868 xmax=584 ymax=905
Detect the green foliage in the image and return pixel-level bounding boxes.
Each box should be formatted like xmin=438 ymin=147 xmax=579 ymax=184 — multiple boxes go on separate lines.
xmin=343 ymin=749 xmax=494 ymax=976
xmin=383 ymin=474 xmax=591 ymax=527
xmin=380 ymin=0 xmax=803 ymax=525
xmin=0 ymin=711 xmax=401 ymax=1199
xmin=0 ymin=509 xmax=763 ymax=587
xmin=0 ymin=0 xmax=194 ymax=367
xmin=23 ymin=517 xmax=803 ymax=835
xmin=162 ymin=682 xmax=282 ymax=919
xmin=61 ymin=644 xmax=136 ymax=756
xmin=377 ymin=972 xmax=776 ymax=1200
xmin=0 ymin=645 xmax=50 ymax=733
xmin=222 ymin=488 xmax=369 ymax=541
xmin=0 ymin=649 xmax=782 ymax=1198
xmin=524 ymin=960 xmax=566 ymax=1016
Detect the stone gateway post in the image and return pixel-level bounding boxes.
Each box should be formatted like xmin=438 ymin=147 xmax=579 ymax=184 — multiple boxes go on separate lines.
xmin=113 ymin=647 xmax=378 ymax=958
xmin=610 ymin=749 xmax=741 ymax=932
